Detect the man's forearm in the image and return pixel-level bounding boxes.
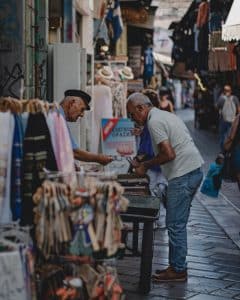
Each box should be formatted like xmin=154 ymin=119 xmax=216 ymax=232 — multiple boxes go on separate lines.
xmin=143 ymin=152 xmax=175 ymax=170
xmin=73 ymin=148 xmax=100 ymax=162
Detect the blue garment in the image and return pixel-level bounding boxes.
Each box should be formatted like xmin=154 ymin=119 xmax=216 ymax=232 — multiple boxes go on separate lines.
xmin=59 ymin=106 xmax=79 ymax=150
xmin=138 ymin=125 xmax=160 ymax=172
xmin=106 ymin=0 xmax=123 ymax=42
xmin=201 ymin=163 xmax=223 ymax=198
xmin=166 ymin=168 xmax=203 ymax=272
xmin=232 ymin=144 xmax=240 ymax=172
xmin=209 ymin=12 xmax=223 ymax=33
xmin=219 ymin=119 xmax=232 ymax=151
xmin=143 ymin=47 xmax=154 ymax=78
xmin=11 ymin=114 xmax=24 ymax=220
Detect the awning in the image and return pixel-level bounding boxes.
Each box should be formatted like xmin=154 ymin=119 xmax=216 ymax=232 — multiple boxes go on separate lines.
xmin=153 ymin=52 xmax=173 ymax=66
xmin=222 ymin=0 xmax=240 ymax=41
xmin=154 ymin=0 xmax=192 ymax=29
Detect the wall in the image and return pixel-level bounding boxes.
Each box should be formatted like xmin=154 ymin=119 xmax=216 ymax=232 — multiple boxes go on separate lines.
xmin=0 ymin=0 xmax=24 ymax=98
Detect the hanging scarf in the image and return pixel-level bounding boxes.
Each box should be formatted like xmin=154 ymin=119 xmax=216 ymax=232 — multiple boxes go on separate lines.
xmin=0 ymin=112 xmax=15 ymax=223
xmin=21 ymin=113 xmax=58 ymax=225
xmin=11 ymin=114 xmax=24 ymax=220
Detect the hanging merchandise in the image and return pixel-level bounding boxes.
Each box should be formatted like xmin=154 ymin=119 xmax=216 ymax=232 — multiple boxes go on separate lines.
xmin=33 ymin=180 xmax=72 ymax=258
xmin=32 ymin=173 xmax=128 ymax=300
xmin=0 ymin=222 xmax=36 ymax=300
xmin=0 ymin=112 xmax=14 ymax=224
xmin=0 ymin=97 xmax=77 ymax=226
xmin=33 ymin=176 xmax=129 ymax=260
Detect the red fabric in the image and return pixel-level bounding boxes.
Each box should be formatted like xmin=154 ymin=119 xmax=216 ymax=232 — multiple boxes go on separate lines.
xmin=196 ymin=2 xmax=209 ymax=28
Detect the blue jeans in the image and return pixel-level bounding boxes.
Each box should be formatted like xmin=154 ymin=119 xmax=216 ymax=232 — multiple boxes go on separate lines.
xmin=166 ymin=168 xmax=203 ymax=272
xmin=219 ymin=119 xmax=232 ymax=151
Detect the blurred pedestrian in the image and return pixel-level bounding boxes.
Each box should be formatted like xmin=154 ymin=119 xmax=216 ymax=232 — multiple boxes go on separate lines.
xmin=159 ymin=87 xmax=174 ymax=113
xmin=217 ymin=84 xmax=240 ymax=151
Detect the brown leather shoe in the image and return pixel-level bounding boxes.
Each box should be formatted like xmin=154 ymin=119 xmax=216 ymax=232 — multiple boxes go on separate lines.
xmin=152 ymin=267 xmax=187 ymax=282
xmin=154 ymin=266 xmax=173 ymax=275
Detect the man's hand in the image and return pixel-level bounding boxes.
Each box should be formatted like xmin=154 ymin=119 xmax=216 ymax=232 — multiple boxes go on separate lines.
xmin=97 ymin=154 xmax=113 ymax=165
xmin=131 ymin=127 xmax=143 ymax=136
xmin=135 ymin=163 xmax=147 ymax=176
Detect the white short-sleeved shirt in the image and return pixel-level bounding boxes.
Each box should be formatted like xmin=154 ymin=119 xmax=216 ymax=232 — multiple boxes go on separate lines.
xmin=147 ymin=108 xmax=204 ymax=180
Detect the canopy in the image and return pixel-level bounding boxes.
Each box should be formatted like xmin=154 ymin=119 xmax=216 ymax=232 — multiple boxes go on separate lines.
xmin=222 ymin=0 xmax=240 ymax=41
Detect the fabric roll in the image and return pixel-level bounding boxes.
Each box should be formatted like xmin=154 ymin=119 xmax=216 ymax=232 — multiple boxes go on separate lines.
xmin=11 ymin=114 xmax=24 ymax=220
xmin=0 ymin=112 xmax=14 ymax=224
xmin=21 ymin=113 xmax=58 ymax=225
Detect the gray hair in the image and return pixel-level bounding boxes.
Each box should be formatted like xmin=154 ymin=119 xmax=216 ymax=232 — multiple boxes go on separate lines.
xmin=127 ymin=92 xmax=153 ymax=107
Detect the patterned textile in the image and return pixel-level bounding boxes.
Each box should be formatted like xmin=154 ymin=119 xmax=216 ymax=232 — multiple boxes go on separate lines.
xmin=0 ymin=112 xmax=14 ymax=223
xmin=11 ymin=114 xmax=24 ymax=220
xmin=21 ymin=113 xmax=58 ymax=225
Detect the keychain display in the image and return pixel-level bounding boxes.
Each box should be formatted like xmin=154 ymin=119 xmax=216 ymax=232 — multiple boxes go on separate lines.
xmin=32 ymin=174 xmax=128 ymax=299
xmin=70 ymin=178 xmax=129 ymax=258
xmin=33 ymin=180 xmax=72 ymax=258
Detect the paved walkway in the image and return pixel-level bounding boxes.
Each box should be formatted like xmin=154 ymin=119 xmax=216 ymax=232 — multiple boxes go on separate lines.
xmin=118 ymin=109 xmax=240 ymax=299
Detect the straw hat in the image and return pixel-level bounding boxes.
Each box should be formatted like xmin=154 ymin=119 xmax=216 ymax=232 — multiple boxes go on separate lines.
xmin=97 ymin=66 xmax=114 ymax=80
xmin=118 ymin=66 xmax=134 ymax=80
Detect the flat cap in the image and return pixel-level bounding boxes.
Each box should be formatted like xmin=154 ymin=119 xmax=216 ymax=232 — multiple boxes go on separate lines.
xmin=64 ymin=89 xmax=91 ymax=110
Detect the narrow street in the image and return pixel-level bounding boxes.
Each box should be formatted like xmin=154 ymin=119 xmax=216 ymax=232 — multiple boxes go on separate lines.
xmin=118 ymin=109 xmax=240 ymax=300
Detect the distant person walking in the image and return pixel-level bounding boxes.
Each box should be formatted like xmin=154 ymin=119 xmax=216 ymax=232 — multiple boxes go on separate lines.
xmin=217 ymin=84 xmax=240 ymax=151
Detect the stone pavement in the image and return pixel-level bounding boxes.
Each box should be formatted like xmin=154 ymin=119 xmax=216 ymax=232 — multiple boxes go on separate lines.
xmin=117 ymin=109 xmax=240 ymax=299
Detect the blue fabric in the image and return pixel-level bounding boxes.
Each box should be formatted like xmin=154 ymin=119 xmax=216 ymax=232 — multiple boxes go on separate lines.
xmin=138 ymin=125 xmax=160 ymax=172
xmin=143 ymin=47 xmax=154 ymax=78
xmin=200 ymin=163 xmax=223 ymax=198
xmin=11 ymin=115 xmax=24 ymax=220
xmin=166 ymin=168 xmax=203 ymax=272
xmin=59 ymin=106 xmax=79 ymax=150
xmin=232 ymin=144 xmax=240 ymax=172
xmin=209 ymin=12 xmax=223 ymax=33
xmin=219 ymin=119 xmax=232 ymax=151
xmin=106 ymin=0 xmax=123 ymax=42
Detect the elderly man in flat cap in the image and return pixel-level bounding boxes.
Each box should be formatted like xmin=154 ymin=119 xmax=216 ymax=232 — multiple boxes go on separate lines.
xmin=60 ymin=89 xmax=113 ymax=165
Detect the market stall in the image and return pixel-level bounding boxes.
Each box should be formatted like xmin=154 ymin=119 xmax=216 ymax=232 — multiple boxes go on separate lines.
xmin=0 ymin=96 xmax=160 ymax=298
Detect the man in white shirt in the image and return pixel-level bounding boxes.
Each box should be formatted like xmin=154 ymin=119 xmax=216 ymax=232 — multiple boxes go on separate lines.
xmin=127 ymin=92 xmax=203 ymax=282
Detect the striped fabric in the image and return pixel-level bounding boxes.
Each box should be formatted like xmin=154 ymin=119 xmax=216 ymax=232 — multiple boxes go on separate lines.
xmin=21 ymin=113 xmax=58 ymax=225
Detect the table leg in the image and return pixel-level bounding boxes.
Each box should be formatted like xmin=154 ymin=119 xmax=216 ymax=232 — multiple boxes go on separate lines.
xmin=139 ymin=221 xmax=153 ymax=294
xmin=132 ymin=222 xmax=139 ymax=255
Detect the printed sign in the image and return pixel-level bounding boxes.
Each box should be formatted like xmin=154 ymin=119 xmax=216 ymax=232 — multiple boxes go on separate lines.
xmin=101 ymin=118 xmax=137 ymax=174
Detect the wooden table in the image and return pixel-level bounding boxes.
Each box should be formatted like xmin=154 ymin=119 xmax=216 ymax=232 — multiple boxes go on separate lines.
xmin=121 ymin=194 xmax=160 ymax=294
